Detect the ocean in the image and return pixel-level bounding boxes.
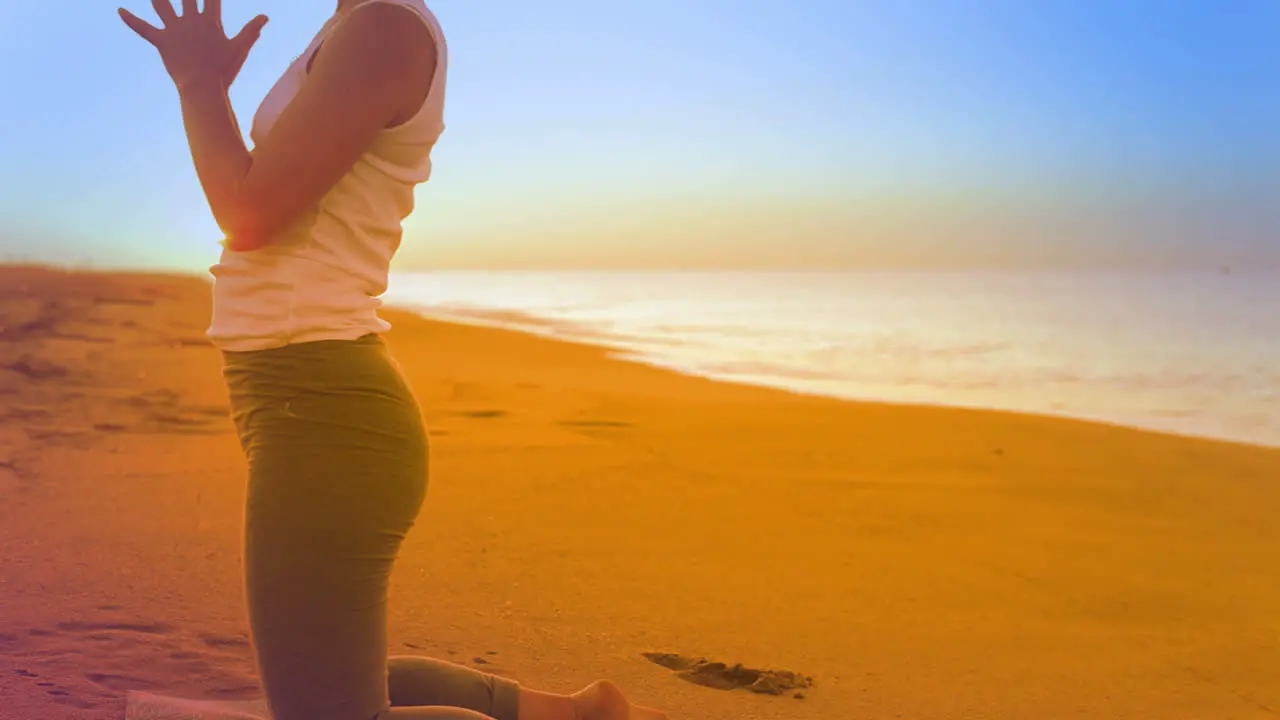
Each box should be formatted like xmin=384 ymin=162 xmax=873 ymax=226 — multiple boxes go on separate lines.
xmin=382 ymin=269 xmax=1279 ymax=449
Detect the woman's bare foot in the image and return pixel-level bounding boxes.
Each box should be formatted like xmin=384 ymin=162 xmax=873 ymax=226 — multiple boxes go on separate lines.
xmin=569 ymin=680 xmax=668 ymax=720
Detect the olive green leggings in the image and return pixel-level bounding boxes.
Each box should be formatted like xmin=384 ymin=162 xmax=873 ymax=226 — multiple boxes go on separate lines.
xmin=223 ymin=334 xmax=520 ymax=720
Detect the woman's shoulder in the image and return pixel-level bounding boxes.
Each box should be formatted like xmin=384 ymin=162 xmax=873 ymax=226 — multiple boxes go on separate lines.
xmin=339 ymin=0 xmax=444 ymax=42
xmin=324 ymin=1 xmax=441 ymax=74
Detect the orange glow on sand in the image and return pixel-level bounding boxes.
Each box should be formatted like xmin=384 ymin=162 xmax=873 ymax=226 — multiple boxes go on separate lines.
xmin=2 ymin=265 xmax=1278 ymax=718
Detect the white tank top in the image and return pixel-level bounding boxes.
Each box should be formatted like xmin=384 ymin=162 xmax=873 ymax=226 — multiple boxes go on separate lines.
xmin=206 ymin=0 xmax=447 ymax=352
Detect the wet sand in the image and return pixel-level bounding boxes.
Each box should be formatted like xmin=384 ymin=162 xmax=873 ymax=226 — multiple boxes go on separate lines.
xmin=1 ymin=264 xmax=1277 ymax=719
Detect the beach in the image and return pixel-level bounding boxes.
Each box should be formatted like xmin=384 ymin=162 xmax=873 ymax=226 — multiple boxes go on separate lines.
xmin=1 ymin=264 xmax=1278 ymax=719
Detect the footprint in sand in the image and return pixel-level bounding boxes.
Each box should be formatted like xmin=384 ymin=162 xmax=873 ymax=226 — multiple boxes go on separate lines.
xmin=125 ymin=388 xmax=180 ymax=408
xmin=0 ymin=463 xmax=20 ymax=493
xmin=85 ymin=672 xmax=160 ymax=692
xmin=0 ymin=356 xmax=70 ymax=381
xmin=558 ymin=419 xmax=634 ymax=440
xmin=208 ymin=683 xmax=262 ymax=699
xmin=148 ymin=412 xmax=220 ymax=432
xmin=26 ymin=427 xmax=90 ymax=446
xmin=199 ymin=633 xmax=251 ymax=650
xmin=449 ymin=409 xmax=508 ymax=420
xmin=642 ymin=652 xmax=814 ymax=698
xmin=95 ymin=393 xmax=231 ymax=434
xmin=9 ymin=666 xmax=98 ymax=710
xmin=2 ymin=406 xmax=51 ymax=422
xmin=48 ymin=331 xmax=114 ymax=344
xmin=97 ymin=411 xmax=230 ymax=437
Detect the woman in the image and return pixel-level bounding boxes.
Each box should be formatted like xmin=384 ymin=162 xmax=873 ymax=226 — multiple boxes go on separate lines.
xmin=118 ymin=2 xmax=669 ymax=719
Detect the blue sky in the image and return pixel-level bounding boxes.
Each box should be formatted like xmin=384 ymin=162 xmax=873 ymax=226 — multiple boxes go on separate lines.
xmin=0 ymin=0 xmax=1276 ymax=271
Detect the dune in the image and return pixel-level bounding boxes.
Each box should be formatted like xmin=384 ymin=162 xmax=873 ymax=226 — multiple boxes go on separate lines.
xmin=1 ymin=264 xmax=1278 ymax=720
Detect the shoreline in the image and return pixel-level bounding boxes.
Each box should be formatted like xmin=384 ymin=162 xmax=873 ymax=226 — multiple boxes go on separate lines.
xmin=389 ymin=304 xmax=1280 ymax=456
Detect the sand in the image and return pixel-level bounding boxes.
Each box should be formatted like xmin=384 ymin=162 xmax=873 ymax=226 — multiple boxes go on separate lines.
xmin=0 ymin=264 xmax=1277 ymax=720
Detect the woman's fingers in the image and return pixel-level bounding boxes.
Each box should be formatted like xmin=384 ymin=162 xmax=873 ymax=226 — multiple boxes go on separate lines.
xmin=230 ymin=14 xmax=269 ymax=48
xmin=223 ymin=14 xmax=268 ymax=84
xmin=182 ymin=0 xmax=199 ymax=17
xmin=119 ymin=8 xmax=162 ymax=45
xmin=150 ymin=0 xmax=178 ymax=25
xmin=204 ymin=0 xmax=221 ymax=19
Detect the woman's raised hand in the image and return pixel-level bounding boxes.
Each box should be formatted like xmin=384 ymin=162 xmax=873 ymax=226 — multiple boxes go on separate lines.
xmin=119 ymin=0 xmax=269 ymax=91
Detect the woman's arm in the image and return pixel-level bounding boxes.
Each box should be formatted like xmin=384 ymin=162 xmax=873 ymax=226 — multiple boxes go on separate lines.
xmin=177 ymin=3 xmax=437 ymax=251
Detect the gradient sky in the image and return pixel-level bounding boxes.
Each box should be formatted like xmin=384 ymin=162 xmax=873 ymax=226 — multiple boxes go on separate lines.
xmin=0 ymin=0 xmax=1277 ymax=272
